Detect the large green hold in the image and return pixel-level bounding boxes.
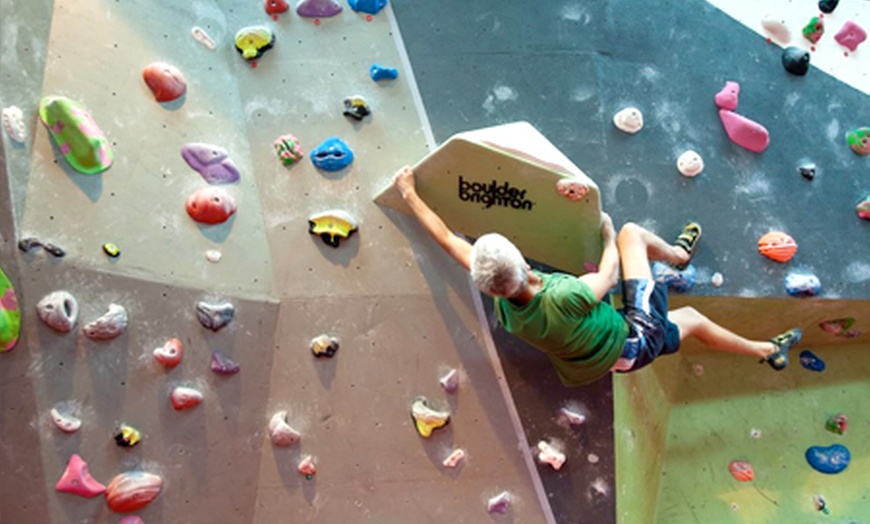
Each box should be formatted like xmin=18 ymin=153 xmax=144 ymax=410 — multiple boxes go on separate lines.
xmin=0 ymin=265 xmax=21 ymax=352
xmin=38 ymin=96 xmax=114 ymax=174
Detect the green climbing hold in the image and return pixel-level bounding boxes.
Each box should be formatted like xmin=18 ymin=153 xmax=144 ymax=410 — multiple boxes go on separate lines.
xmin=38 ymin=96 xmax=113 ymax=174
xmin=0 ymin=265 xmax=21 ymax=352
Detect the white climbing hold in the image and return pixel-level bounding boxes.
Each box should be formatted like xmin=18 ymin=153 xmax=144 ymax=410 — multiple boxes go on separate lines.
xmin=191 ymin=26 xmax=217 ymax=50
xmin=439 ymin=368 xmax=459 ymax=393
xmin=612 ymin=107 xmax=643 ymax=134
xmin=206 ymin=250 xmax=222 ymax=263
xmin=711 ymin=272 xmax=724 ymax=287
xmin=587 ymin=453 xmax=600 ymax=464
xmin=82 ymin=304 xmax=128 ymax=340
xmin=536 ymin=440 xmax=566 ymax=470
xmin=2 ymin=106 xmax=26 ymax=143
xmin=761 ymin=15 xmax=791 ymax=43
xmin=677 ymin=150 xmax=704 ymax=177
xmin=269 ymin=411 xmax=301 ymax=447
xmin=36 ymin=291 xmax=79 ymax=333
xmin=50 ymin=404 xmax=82 ymax=433
xmin=442 ymin=448 xmax=466 ymax=468
xmin=486 ymin=491 xmax=511 ymax=514
xmin=170 ymin=386 xmax=203 ymax=411
xmin=559 ymin=407 xmax=586 ymax=426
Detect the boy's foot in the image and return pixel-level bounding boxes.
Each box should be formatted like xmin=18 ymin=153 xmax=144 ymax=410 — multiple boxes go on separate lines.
xmin=763 ymin=328 xmax=802 ymax=371
xmin=674 ymin=222 xmax=702 ymax=269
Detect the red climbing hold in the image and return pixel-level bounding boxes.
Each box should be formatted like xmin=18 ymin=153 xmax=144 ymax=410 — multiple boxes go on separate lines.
xmin=728 ymin=460 xmax=755 ymax=482
xmin=718 ymin=110 xmax=770 ymax=153
xmin=56 ymin=454 xmax=106 ymax=498
xmin=265 ymin=0 xmax=290 ymax=17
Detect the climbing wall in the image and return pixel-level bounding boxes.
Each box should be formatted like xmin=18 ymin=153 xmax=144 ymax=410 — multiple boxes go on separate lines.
xmin=0 ymin=1 xmax=556 ymax=522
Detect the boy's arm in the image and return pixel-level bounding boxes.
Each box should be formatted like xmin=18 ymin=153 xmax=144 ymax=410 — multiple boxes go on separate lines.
xmin=577 ymin=213 xmax=620 ymax=301
xmin=393 ymin=166 xmax=473 ymax=271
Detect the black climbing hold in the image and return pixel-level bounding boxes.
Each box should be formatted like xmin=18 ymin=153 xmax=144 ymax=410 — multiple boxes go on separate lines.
xmin=799 ymin=164 xmax=816 ymax=180
xmin=18 ymin=237 xmax=43 ymax=252
xmin=818 ymin=0 xmax=839 ymax=14
xmin=782 ymin=47 xmax=810 ymax=76
xmin=43 ymin=243 xmax=66 ymax=257
xmin=342 ymin=96 xmax=371 ymax=121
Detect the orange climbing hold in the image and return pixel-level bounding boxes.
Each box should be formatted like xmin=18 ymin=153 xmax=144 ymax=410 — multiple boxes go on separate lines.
xmin=757 ymin=231 xmax=797 ymax=263
xmin=728 ymin=460 xmax=755 ymax=482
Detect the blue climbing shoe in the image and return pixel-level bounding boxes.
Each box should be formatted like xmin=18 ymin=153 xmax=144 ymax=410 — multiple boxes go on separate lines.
xmin=763 ymin=328 xmax=802 ymax=370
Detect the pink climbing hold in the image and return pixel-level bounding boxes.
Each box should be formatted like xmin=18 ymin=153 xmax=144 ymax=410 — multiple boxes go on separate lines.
xmin=117 ymin=517 xmax=145 ymax=524
xmin=56 ymin=454 xmax=106 ymax=498
xmin=714 ymin=81 xmax=740 ymax=111
xmin=835 ymin=21 xmax=867 ymax=52
xmin=718 ymin=110 xmax=770 ymax=153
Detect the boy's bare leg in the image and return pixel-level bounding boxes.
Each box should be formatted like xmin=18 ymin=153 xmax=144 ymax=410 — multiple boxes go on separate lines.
xmin=616 ymin=222 xmax=689 ymax=280
xmin=668 ymin=307 xmax=776 ymax=359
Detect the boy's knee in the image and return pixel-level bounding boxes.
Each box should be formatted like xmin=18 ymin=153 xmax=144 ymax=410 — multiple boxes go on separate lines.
xmin=617 ymin=222 xmax=643 ymax=242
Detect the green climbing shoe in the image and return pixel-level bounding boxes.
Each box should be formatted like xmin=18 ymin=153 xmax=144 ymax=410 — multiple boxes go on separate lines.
xmin=763 ymin=328 xmax=802 ymax=371
xmin=674 ymin=222 xmax=702 ymax=270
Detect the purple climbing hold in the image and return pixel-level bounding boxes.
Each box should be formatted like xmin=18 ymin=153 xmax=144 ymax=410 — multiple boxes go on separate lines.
xmin=370 ymin=63 xmax=398 ymax=81
xmin=348 ymin=0 xmax=387 ymax=15
xmin=799 ymin=349 xmax=825 ymax=372
xmin=806 ymin=444 xmax=850 ymax=474
xmin=296 ymin=0 xmax=342 ymax=18
xmin=181 ymin=143 xmax=240 ymax=184
xmin=835 ymin=21 xmax=867 ymax=52
xmin=487 ymin=491 xmax=511 ymax=514
xmin=210 ymin=350 xmax=240 ymax=375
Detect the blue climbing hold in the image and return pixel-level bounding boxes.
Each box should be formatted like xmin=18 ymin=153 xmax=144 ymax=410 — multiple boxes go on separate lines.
xmin=785 ymin=273 xmax=821 ymax=296
xmin=370 ymin=63 xmax=398 ymax=81
xmin=348 ymin=0 xmax=387 ymax=15
xmin=652 ymin=262 xmax=696 ymax=292
xmin=310 ymin=137 xmax=354 ymax=172
xmin=799 ymin=349 xmax=825 ymax=372
xmin=806 ymin=444 xmax=851 ymax=474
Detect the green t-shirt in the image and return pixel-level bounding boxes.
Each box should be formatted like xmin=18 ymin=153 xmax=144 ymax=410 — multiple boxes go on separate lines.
xmin=495 ymin=270 xmax=629 ymax=386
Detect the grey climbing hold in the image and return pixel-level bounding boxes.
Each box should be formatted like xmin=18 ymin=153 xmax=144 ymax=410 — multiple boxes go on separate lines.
xmin=82 ymin=304 xmax=128 ymax=340
xmin=195 ymin=300 xmax=235 ymax=331
xmin=36 ymin=291 xmax=79 ymax=333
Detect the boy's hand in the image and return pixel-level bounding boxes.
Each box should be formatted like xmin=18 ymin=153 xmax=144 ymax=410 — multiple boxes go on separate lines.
xmin=601 ymin=212 xmax=616 ymax=244
xmin=393 ymin=165 xmax=416 ymax=199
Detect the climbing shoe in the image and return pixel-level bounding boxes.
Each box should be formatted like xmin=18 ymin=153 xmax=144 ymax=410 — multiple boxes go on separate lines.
xmin=763 ymin=328 xmax=802 ymax=371
xmin=674 ymin=222 xmax=702 ymax=270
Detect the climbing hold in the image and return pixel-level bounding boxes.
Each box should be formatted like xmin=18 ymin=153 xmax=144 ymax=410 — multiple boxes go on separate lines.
xmin=750 ymin=428 xmax=762 ymax=439
xmin=369 ymin=63 xmax=398 ymax=81
xmin=555 ymin=178 xmax=589 ymax=201
xmin=819 ymin=318 xmax=859 ymax=338
xmin=612 ymin=107 xmax=643 ymax=134
xmin=105 ymin=471 xmax=163 ymax=512
xmin=269 ymin=411 xmax=301 ymax=446
xmin=308 ymin=210 xmax=359 ymax=248
xmin=206 ymin=249 xmax=223 ymax=263
xmin=191 ymin=26 xmax=217 ymax=50
xmin=711 ymin=272 xmax=724 ymax=287
xmin=835 ymin=21 xmax=866 ymax=52
xmin=440 ymin=368 xmax=459 ymax=393
xmin=487 ymin=491 xmax=511 ymax=514
xmin=442 ymin=448 xmax=466 ymax=468
xmin=185 ymin=187 xmax=237 ymax=225
xmin=2 ymin=106 xmax=26 ymax=143
xmin=170 ymin=386 xmax=203 ymax=411
xmin=297 ymin=0 xmax=343 ymax=18
xmin=103 ymin=242 xmax=120 ymax=258
xmin=181 ymin=143 xmax=240 ymax=184
xmin=857 ymin=197 xmax=870 ymax=220
xmin=819 ymin=0 xmax=839 ymax=13
xmin=714 ymin=81 xmax=740 ymax=111
xmin=348 ymin=0 xmax=387 ymax=15
xmin=114 ymin=424 xmax=142 ymax=448
xmin=298 ymin=455 xmax=317 ymax=479
xmin=813 ymin=495 xmax=830 ymax=514
xmin=846 ymin=127 xmax=869 ymax=156
xmin=310 ymin=137 xmax=354 ymax=171
xmin=153 ymin=338 xmax=183 ymax=368
xmin=806 ymin=444 xmax=851 ymax=474
xmin=802 ymin=16 xmax=825 ymax=44
xmin=800 ymin=349 xmax=826 ymax=372
xmin=676 ymin=150 xmax=704 ymax=177
xmin=117 ymin=517 xmax=145 ymax=524
xmin=38 ymin=96 xmax=113 ymax=174
xmin=728 ymin=460 xmax=755 ymax=482
xmin=210 ymin=349 xmax=241 ymax=375
xmin=785 ymin=273 xmax=821 ymax=296
xmin=536 ymin=441 xmax=566 ymax=470
xmin=826 ymin=413 xmax=848 ymax=435
xmin=273 ymin=133 xmax=304 ymax=166
xmin=234 ymin=26 xmax=275 ymax=61
xmin=652 ymin=262 xmax=695 ymax=292
xmin=559 ymin=407 xmax=586 ymax=426
xmin=799 ymin=163 xmax=816 ymax=180
xmin=50 ymin=404 xmax=82 ymax=433
xmin=410 ymin=396 xmax=450 ymax=438
xmin=195 ymin=300 xmax=235 ymax=331
xmin=310 ymin=334 xmax=339 ymax=358
xmin=264 ymin=0 xmax=290 ymax=19
xmin=17 ymin=237 xmax=42 ymax=252
xmin=0 ymin=267 xmax=20 ymax=353
xmin=82 ymin=303 xmax=128 ymax=340
xmin=43 ymin=243 xmax=66 ymax=257
xmin=719 ymin=110 xmax=770 ymax=153
xmin=761 ymin=15 xmax=791 ymax=43
xmin=757 ymin=231 xmax=797 ymax=263
xmin=142 ymin=62 xmax=187 ymax=103
xmin=782 ymin=46 xmax=811 ymax=76
xmin=56 ymin=454 xmax=106 ymax=498
xmin=343 ymin=95 xmax=371 ymax=121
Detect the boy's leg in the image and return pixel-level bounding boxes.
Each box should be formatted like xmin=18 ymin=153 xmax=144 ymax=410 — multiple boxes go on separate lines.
xmin=616 ymin=222 xmax=690 ymax=280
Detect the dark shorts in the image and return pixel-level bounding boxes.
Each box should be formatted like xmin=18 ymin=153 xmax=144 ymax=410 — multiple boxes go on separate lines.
xmin=614 ymin=279 xmax=681 ymax=373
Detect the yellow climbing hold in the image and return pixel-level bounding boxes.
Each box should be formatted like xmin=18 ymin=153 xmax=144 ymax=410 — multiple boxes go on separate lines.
xmin=308 ymin=210 xmax=359 ymax=248
xmin=410 ymin=396 xmax=450 ymax=438
xmin=234 ymin=26 xmax=275 ymax=61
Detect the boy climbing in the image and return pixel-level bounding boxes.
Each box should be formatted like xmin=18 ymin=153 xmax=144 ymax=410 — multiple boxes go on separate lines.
xmin=392 ymin=165 xmax=802 ymax=386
